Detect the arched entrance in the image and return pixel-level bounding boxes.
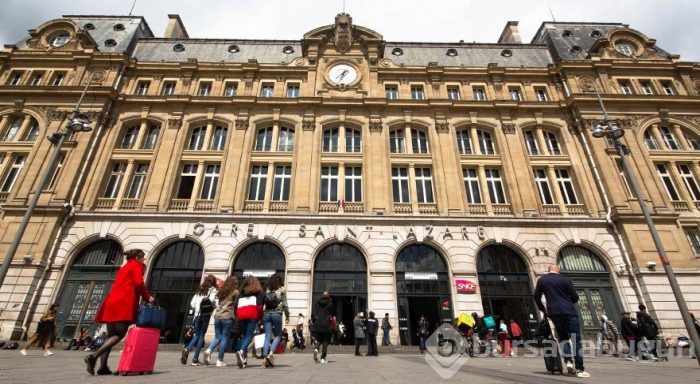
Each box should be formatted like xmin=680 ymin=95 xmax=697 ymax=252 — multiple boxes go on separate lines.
xmin=558 ymin=246 xmax=622 ymax=340
xmin=313 ymin=243 xmax=367 ymax=344
xmin=56 ymin=240 xmax=123 ymax=340
xmin=477 ymin=245 xmax=538 ymax=339
xmin=231 ymin=241 xmax=286 ymax=287
xmin=148 ymin=240 xmax=204 ymax=343
xmin=396 ymin=244 xmax=453 ymax=346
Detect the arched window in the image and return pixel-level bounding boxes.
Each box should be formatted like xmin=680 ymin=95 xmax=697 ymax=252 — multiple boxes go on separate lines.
xmin=524 ymin=130 xmax=539 ymax=155
xmin=187 ymin=126 xmax=206 ymax=150
xmin=345 ymin=128 xmax=361 ymax=152
xmin=643 ymin=128 xmax=659 ymax=150
xmin=255 ymin=127 xmax=272 ymax=151
xmin=232 ymin=241 xmax=285 ymax=283
xmin=558 ymin=246 xmax=607 ymax=272
xmin=277 ymin=127 xmax=295 ymax=151
xmin=209 ymin=125 xmax=228 ymax=150
xmin=683 ymin=127 xmax=700 ymax=151
xmin=456 ymin=129 xmax=472 ymax=154
xmin=411 ymin=128 xmax=429 ymax=154
xmin=120 ymin=125 xmax=139 ymax=149
xmin=142 ymin=124 xmax=160 ymax=149
xmin=389 ymin=129 xmax=405 ymax=153
xmin=322 ymin=128 xmax=339 ymax=152
xmin=477 ymin=245 xmax=528 ymax=274
xmin=23 ymin=119 xmax=40 ymax=141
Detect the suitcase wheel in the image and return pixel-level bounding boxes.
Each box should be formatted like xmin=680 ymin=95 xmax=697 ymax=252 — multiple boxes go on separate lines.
xmin=147 ymin=371 xmax=153 ymax=374
xmin=121 ymin=373 xmax=128 ymax=376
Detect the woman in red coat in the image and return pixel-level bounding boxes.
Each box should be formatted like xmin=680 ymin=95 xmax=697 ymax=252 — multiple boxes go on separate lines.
xmin=85 ymin=249 xmax=154 ymax=375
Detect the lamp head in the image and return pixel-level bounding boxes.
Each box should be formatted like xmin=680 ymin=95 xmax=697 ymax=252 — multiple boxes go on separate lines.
xmin=609 ymin=124 xmax=625 ymax=139
xmin=591 ymin=124 xmax=607 ymax=138
xmin=67 ymin=113 xmax=92 ymax=133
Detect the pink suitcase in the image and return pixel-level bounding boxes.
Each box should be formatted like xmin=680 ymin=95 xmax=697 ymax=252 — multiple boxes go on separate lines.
xmin=116 ymin=326 xmax=160 ymax=375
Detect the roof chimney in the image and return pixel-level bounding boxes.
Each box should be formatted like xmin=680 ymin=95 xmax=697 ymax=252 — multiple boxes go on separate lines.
xmin=164 ymin=14 xmax=189 ymax=39
xmin=498 ymin=21 xmax=522 ymax=44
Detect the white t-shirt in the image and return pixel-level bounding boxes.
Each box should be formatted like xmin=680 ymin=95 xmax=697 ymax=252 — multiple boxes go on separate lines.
xmin=499 ymin=323 xmax=508 ymax=333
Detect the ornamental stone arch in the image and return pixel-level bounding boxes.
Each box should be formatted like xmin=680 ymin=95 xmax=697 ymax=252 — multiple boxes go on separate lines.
xmin=25 ymin=18 xmax=97 ymax=51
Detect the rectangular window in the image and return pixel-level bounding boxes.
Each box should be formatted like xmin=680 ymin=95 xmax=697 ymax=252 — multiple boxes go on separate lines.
xmin=135 ymin=81 xmax=150 ymax=96
xmin=199 ymin=164 xmax=220 ymax=200
xmin=555 ymin=168 xmax=578 ymax=204
xmin=389 ymin=129 xmax=405 ymax=153
xmin=1 ymin=155 xmax=26 ymax=192
xmin=410 ymin=129 xmax=429 ymax=154
xmin=524 ymin=131 xmax=539 ymax=155
xmin=50 ymin=72 xmax=65 ymax=86
xmin=45 ymin=153 xmax=66 ymax=191
xmin=209 ymin=126 xmax=228 ymax=151
xmin=322 ymin=128 xmax=339 ymax=152
xmin=161 ymin=81 xmax=176 ymax=96
xmin=473 ymin=87 xmax=486 ymax=101
xmin=640 ymin=80 xmax=654 ymax=95
xmin=509 ymin=87 xmax=522 ymax=101
xmin=260 ymin=83 xmax=274 ymax=98
xmin=656 ymin=163 xmax=681 ymax=201
xmin=272 ymin=165 xmax=292 ymax=201
xmin=661 ymin=81 xmax=675 ymax=95
xmin=345 ymin=129 xmax=361 ymax=153
xmin=534 ymin=87 xmax=549 ymax=102
xmin=23 ymin=120 xmax=39 ymax=142
xmin=277 ymin=127 xmax=295 ymax=152
xmin=188 ymin=127 xmax=206 ymax=150
xmin=3 ymin=117 xmax=22 ymax=141
xmin=456 ymin=130 xmax=472 ymax=155
xmin=660 ymin=126 xmax=680 ymax=150
xmin=686 ymin=134 xmax=700 ymax=151
xmin=534 ymin=169 xmax=554 ymax=204
xmin=644 ymin=130 xmax=659 ymax=150
xmin=462 ymin=168 xmax=482 ymax=204
xmin=286 ymin=83 xmax=300 ymax=98
xmin=103 ymin=162 xmax=127 ymax=198
xmin=344 ymin=166 xmax=362 ymax=202
xmin=414 ymin=167 xmax=434 ymax=203
xmin=176 ymin=163 xmax=198 ymax=199
xmin=142 ymin=125 xmax=160 ymax=150
xmin=248 ymin=165 xmax=268 ymax=200
xmin=685 ymin=227 xmax=700 ymax=256
xmin=8 ymin=71 xmax=23 ymax=86
xmin=120 ymin=126 xmax=139 ymax=149
xmin=320 ymin=166 xmax=338 ymax=202
xmin=30 ymin=72 xmax=44 ymax=86
xmin=410 ymin=85 xmax=424 ymax=100
xmin=223 ymin=82 xmax=238 ymax=97
xmin=197 ymin=82 xmax=212 ymax=96
xmin=678 ymin=164 xmax=700 ymax=201
xmin=477 ymin=130 xmax=495 ymax=155
xmin=485 ymin=168 xmax=506 ymax=204
xmin=447 ymin=87 xmax=461 ymax=101
xmin=545 ymin=131 xmax=562 ymax=155
xmin=126 ymin=163 xmax=149 ymax=199
xmin=385 ymin=85 xmax=399 ymax=100
xmin=616 ymin=160 xmax=634 ymax=198
xmin=619 ymin=80 xmax=633 ymax=95
xmin=392 ymin=167 xmax=410 ymax=203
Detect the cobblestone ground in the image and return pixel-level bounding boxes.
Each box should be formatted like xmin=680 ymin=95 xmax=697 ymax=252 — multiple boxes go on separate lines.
xmin=1 ymin=348 xmax=698 ymax=384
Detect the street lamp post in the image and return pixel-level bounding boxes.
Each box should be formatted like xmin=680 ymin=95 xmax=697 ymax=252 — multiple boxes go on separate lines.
xmin=0 ymin=79 xmax=93 ymax=289
xmin=591 ymin=85 xmax=700 ymax=364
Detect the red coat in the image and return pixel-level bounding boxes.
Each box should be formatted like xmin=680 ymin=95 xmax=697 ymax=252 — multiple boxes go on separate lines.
xmin=95 ymin=258 xmax=151 ymax=323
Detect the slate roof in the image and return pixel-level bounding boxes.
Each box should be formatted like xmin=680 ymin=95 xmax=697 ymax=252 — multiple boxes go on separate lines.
xmin=132 ymin=39 xmax=303 ymax=64
xmin=383 ymin=43 xmax=553 ymax=67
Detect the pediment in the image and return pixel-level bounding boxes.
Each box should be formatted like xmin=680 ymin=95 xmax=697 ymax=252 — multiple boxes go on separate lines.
xmin=302 ymin=13 xmax=383 ymax=58
xmin=24 ymin=18 xmax=98 ymax=52
xmin=588 ymin=28 xmax=667 ymax=61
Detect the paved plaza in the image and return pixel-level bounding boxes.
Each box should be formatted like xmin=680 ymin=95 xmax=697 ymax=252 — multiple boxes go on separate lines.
xmin=1 ymin=347 xmax=698 ymax=384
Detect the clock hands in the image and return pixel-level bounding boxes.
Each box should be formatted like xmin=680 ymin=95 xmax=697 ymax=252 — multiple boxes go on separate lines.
xmin=335 ymin=69 xmax=349 ymax=83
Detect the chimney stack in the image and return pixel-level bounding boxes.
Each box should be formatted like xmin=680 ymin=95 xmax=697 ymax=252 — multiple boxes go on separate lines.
xmin=497 ymin=21 xmax=522 ymax=44
xmin=164 ymin=14 xmax=189 ymax=39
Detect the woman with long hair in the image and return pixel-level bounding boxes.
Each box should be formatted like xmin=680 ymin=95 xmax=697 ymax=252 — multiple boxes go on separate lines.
xmin=181 ymin=275 xmax=217 ymax=366
xmin=203 ymin=276 xmax=239 ymax=367
xmin=85 ymin=249 xmax=153 ymax=375
xmin=235 ymin=276 xmax=263 ymax=368
xmin=261 ymin=273 xmax=290 ymax=368
xmin=20 ymin=303 xmax=59 ymax=356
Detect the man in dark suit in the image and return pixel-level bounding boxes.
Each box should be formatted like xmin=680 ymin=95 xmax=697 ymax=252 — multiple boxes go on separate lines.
xmin=534 ymin=264 xmax=589 ymax=378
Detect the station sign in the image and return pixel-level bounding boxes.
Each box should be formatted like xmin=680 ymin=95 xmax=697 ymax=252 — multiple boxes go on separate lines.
xmin=404 ymin=272 xmax=438 ymax=280
xmin=455 ymin=279 xmax=478 ymax=293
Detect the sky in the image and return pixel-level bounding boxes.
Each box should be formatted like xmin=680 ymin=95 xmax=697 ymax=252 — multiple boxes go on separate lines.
xmin=0 ymin=0 xmax=698 ymax=61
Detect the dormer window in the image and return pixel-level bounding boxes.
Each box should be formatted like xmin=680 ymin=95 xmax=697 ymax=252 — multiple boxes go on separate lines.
xmin=113 ymin=24 xmax=125 ymax=31
xmin=446 ymin=48 xmax=458 ymax=57
xmin=282 ymin=46 xmax=295 ymax=54
xmin=49 ymin=33 xmax=69 ymax=47
xmin=615 ymin=40 xmax=637 ymax=56
xmin=392 ymin=48 xmax=403 ymax=56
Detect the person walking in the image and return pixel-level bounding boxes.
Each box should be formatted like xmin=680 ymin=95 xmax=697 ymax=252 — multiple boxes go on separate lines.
xmin=20 ymin=303 xmax=59 ymax=356
xmin=203 ymin=276 xmax=239 ymax=367
xmin=498 ymin=319 xmax=511 ymax=356
xmin=599 ymin=315 xmax=620 ymax=356
xmin=690 ymin=312 xmax=700 ymax=339
xmin=353 ymin=311 xmax=365 ymax=356
xmin=85 ymin=249 xmax=154 ymax=375
xmin=181 ymin=275 xmax=217 ymax=366
xmin=621 ymin=312 xmax=639 ymax=361
xmin=261 ymin=273 xmax=290 ymax=368
xmin=296 ymin=313 xmax=306 ymax=350
xmin=417 ymin=315 xmax=430 ymax=354
xmin=381 ymin=313 xmax=392 ymax=346
xmin=366 ymin=311 xmax=379 ymax=356
xmin=235 ymin=276 xmax=264 ymax=369
xmin=509 ymin=319 xmax=523 ymax=349
xmin=534 ymin=264 xmax=590 ymax=378
xmin=636 ymin=304 xmax=659 ymax=360
xmin=311 ymin=292 xmax=334 ymax=363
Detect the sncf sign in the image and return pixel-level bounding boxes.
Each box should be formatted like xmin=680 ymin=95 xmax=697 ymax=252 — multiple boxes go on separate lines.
xmin=455 ymin=279 xmax=478 ymax=293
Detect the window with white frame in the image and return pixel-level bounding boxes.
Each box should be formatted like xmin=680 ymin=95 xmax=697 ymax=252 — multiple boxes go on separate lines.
xmin=161 ymin=81 xmax=176 ymax=95
xmin=120 ymin=125 xmax=139 ymax=149
xmin=619 ymin=80 xmax=633 ymax=95
xmin=199 ymin=164 xmax=220 ymax=200
xmin=142 ymin=124 xmax=160 ymax=150
xmin=385 ymin=85 xmax=399 ymax=100
xmin=176 ymin=164 xmax=198 ymax=199
xmin=477 ymin=130 xmax=495 ymax=154
xmin=485 ymin=168 xmax=507 ymax=204
xmin=223 ymin=82 xmax=238 ymax=97
xmin=640 ymin=80 xmax=654 ymax=95
xmin=545 ymin=131 xmax=562 ymax=155
xmin=322 ymin=128 xmax=339 ymax=152
xmin=411 ymin=129 xmax=429 ymax=154
xmin=198 ymin=82 xmax=212 ymax=96
xmin=320 ymin=166 xmax=338 ymax=202
xmin=3 ymin=117 xmax=22 ymax=141
xmin=286 ymin=83 xmax=300 ymax=98
xmin=555 ymin=168 xmax=579 ymax=204
xmin=643 ymin=129 xmax=659 ymax=150
xmin=344 ymin=166 xmax=362 ymax=202
xmin=509 ymin=87 xmax=522 ymax=101
xmin=392 ymin=167 xmax=410 ymax=203
xmin=447 ymin=86 xmax=461 ymax=100
xmin=248 ymin=165 xmax=268 ymax=200
xmin=456 ymin=130 xmax=472 ymax=155
xmin=260 ymin=83 xmax=274 ymax=97
xmin=187 ymin=126 xmax=206 ymax=150
xmin=277 ymin=127 xmax=295 ymax=152
xmin=23 ymin=119 xmax=39 ymax=142
xmin=524 ymin=130 xmax=539 ymax=155
xmin=272 ymin=165 xmax=292 ymax=201
xmin=345 ymin=128 xmax=361 ymax=152
xmin=656 ymin=163 xmax=681 ymax=201
xmin=462 ymin=168 xmax=482 ymax=204
xmin=534 ymin=87 xmax=549 ymax=102
xmin=685 ymin=227 xmax=700 ymax=256
xmin=8 ymin=71 xmax=23 ymax=86
xmin=49 ymin=33 xmax=69 ymax=47
xmin=30 ymin=72 xmax=44 ymax=86
xmin=103 ymin=162 xmax=127 ymax=198
xmin=414 ymin=167 xmax=434 ymax=203
xmin=389 ymin=129 xmax=405 ymax=153
xmin=126 ymin=163 xmax=149 ymax=199
xmin=534 ymin=169 xmax=554 ymax=204
xmin=255 ymin=127 xmax=273 ymax=151
xmin=50 ymin=72 xmax=65 ymax=86
xmin=677 ymin=164 xmax=700 ymax=201
xmin=660 ymin=126 xmax=680 ymax=150
xmin=473 ymin=87 xmax=487 ymax=101
xmin=135 ymin=81 xmax=150 ymax=96
xmin=410 ymin=85 xmax=425 ymax=100
xmin=45 ymin=153 xmax=65 ymax=191
xmin=660 ymin=81 xmax=675 ymax=95
xmin=685 ymin=133 xmax=700 ymax=151
xmin=209 ymin=126 xmax=227 ymax=151
xmin=1 ymin=155 xmax=26 ymax=192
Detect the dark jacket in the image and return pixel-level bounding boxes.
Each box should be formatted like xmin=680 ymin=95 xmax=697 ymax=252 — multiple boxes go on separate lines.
xmin=418 ymin=319 xmax=430 ymax=336
xmin=621 ymin=317 xmax=639 ymax=340
xmin=366 ymin=317 xmax=378 ymax=336
xmin=353 ymin=316 xmax=365 ymax=339
xmin=533 ymin=272 xmax=579 ymax=316
xmin=636 ymin=311 xmax=659 ymax=339
xmin=312 ymin=297 xmax=335 ymax=334
xmin=381 ymin=316 xmax=391 ymax=331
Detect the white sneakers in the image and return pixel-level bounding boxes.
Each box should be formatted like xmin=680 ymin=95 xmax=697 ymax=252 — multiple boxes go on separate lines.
xmin=20 ymin=349 xmax=27 ymax=356
xmin=203 ymin=349 xmax=212 ymax=366
xmin=320 ymin=358 xmax=327 ymax=364
xmin=216 ymin=360 xmax=227 ymax=367
xmin=566 ymin=362 xmax=575 ymax=374
xmin=313 ymin=348 xmax=319 ymax=363
xmin=576 ymin=371 xmax=591 ymax=378
xmin=44 ymin=350 xmax=53 ymax=356
xmin=236 ymin=350 xmax=246 ymax=369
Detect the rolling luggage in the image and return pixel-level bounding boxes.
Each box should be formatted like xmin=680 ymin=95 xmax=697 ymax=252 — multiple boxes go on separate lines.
xmin=538 ymin=317 xmax=563 ymax=375
xmin=116 ymin=326 xmax=159 ymax=376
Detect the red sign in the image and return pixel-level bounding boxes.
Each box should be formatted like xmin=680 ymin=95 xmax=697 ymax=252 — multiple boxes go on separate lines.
xmin=455 ymin=279 xmax=478 ymax=293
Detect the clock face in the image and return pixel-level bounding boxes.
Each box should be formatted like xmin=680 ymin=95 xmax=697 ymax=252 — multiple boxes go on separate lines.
xmin=328 ymin=64 xmax=358 ymax=85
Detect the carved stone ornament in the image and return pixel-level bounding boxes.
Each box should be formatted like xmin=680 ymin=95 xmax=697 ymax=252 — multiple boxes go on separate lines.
xmin=369 ymin=120 xmax=383 ymax=132
xmin=89 ymin=69 xmax=107 ymax=85
xmin=168 ymin=118 xmax=183 ymax=130
xmin=333 ymin=13 xmax=353 ymax=53
xmin=435 ymin=122 xmax=449 ymax=133
xmin=577 ymin=76 xmax=596 ymax=93
xmin=302 ymin=119 xmax=316 ymax=131
xmin=679 ymin=115 xmax=700 ymax=127
xmin=380 ymin=59 xmax=392 ymax=67
xmin=13 ymin=99 xmax=24 ymax=112
xmin=501 ymin=123 xmax=515 ymax=134
xmin=235 ymin=118 xmax=249 ymax=130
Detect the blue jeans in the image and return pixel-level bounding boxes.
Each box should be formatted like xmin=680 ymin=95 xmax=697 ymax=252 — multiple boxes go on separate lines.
xmin=207 ymin=318 xmax=233 ymax=361
xmin=419 ymin=335 xmax=427 ymax=350
xmin=551 ymin=314 xmax=584 ymax=371
xmin=238 ymin=319 xmax=257 ymax=359
xmin=382 ymin=329 xmax=391 ymax=345
xmin=187 ymin=315 xmax=211 ymax=362
xmin=262 ymin=312 xmax=283 ymax=357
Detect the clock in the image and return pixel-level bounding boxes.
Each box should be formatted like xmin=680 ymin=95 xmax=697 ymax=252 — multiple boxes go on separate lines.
xmin=328 ymin=63 xmax=358 ymax=86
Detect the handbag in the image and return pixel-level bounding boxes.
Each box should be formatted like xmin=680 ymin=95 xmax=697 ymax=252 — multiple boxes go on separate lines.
xmin=136 ymin=302 xmax=167 ymax=329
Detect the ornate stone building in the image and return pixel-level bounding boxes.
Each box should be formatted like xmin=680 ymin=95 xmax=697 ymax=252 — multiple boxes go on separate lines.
xmin=0 ymin=13 xmax=698 ymax=344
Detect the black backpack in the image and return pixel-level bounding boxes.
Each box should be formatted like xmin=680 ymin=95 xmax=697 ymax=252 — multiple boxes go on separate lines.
xmin=200 ymin=295 xmax=214 ymax=316
xmin=264 ymin=290 xmax=280 ymax=310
